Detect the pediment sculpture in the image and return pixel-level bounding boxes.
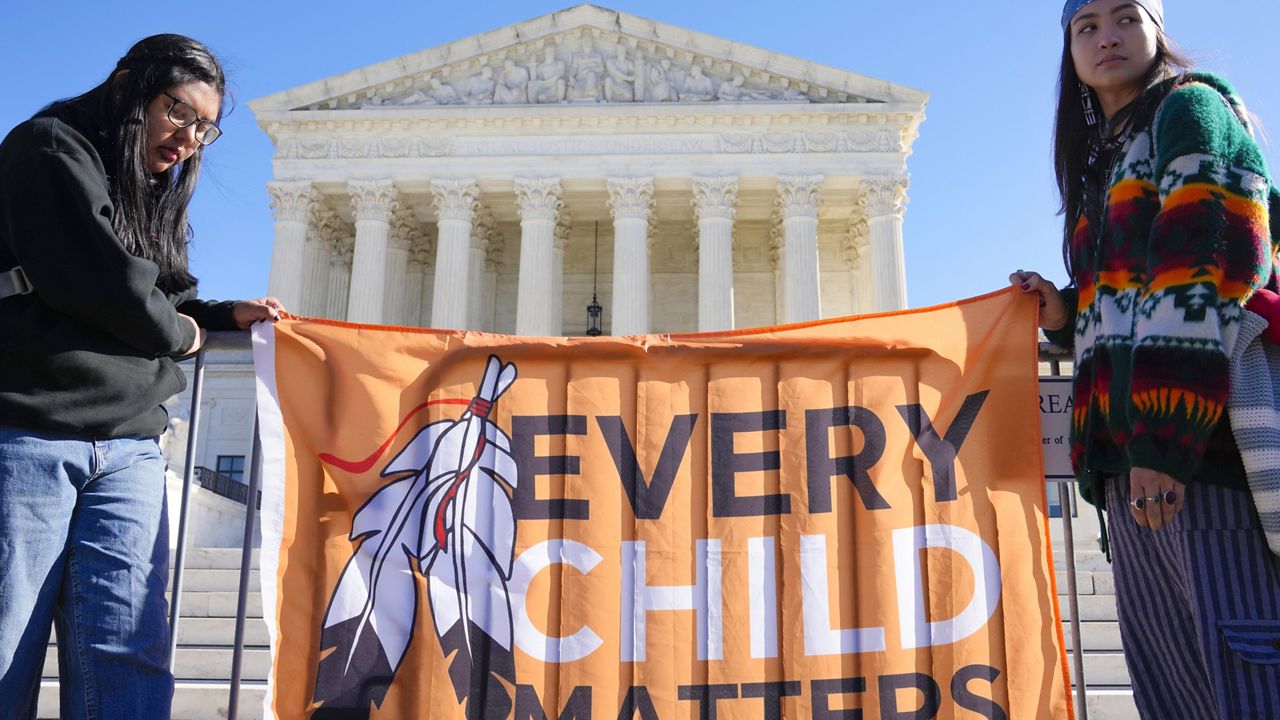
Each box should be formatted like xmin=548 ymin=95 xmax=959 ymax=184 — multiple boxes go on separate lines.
xmin=364 ymin=33 xmax=822 ymax=108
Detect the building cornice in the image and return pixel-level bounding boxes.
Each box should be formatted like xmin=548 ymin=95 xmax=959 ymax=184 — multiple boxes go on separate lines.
xmin=248 ymin=5 xmax=927 ymax=115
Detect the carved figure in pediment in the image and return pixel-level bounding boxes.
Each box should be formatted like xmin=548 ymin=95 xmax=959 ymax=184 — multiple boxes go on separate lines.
xmin=717 ymin=73 xmax=772 ymax=102
xmin=717 ymin=74 xmax=746 ymax=101
xmin=386 ymin=77 xmax=455 ymax=107
xmin=604 ymin=46 xmax=636 ymax=102
xmin=494 ymin=59 xmax=530 ymax=104
xmin=401 ymin=77 xmax=459 ymax=106
xmin=461 ymin=65 xmax=496 ymax=105
xmin=646 ymin=58 xmax=675 ymax=102
xmin=678 ymin=65 xmax=715 ymax=102
xmin=568 ymin=35 xmax=605 ymax=101
xmin=530 ymin=46 xmax=566 ymax=104
xmin=782 ymin=87 xmax=809 ymax=102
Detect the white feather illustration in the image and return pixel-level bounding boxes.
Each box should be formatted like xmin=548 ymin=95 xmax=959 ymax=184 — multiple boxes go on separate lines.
xmin=313 ymin=355 xmax=520 ymax=718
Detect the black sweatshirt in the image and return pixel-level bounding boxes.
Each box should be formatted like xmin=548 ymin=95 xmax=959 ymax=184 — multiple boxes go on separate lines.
xmin=0 ymin=93 xmax=237 ymax=438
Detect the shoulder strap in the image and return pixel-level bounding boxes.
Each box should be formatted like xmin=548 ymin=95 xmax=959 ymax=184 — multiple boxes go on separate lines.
xmin=0 ymin=266 xmax=33 ymax=300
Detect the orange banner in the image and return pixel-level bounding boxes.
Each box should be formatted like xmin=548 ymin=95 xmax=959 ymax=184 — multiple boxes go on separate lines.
xmin=251 ymin=288 xmax=1070 ymax=720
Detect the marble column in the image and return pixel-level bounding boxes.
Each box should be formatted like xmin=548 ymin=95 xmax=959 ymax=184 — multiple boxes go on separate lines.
xmin=553 ymin=214 xmax=571 ymax=334
xmin=346 ymin=179 xmax=399 ymax=324
xmin=843 ymin=210 xmax=874 ymax=315
xmin=514 ymin=178 xmax=563 ymax=335
xmin=483 ymin=236 xmax=504 ymax=334
xmin=468 ymin=208 xmax=496 ymax=331
xmin=326 ymin=236 xmax=354 ymax=321
xmin=769 ymin=214 xmax=785 ymax=324
xmin=266 ymin=180 xmax=318 ymax=313
xmin=403 ymin=237 xmax=433 ymax=329
xmin=692 ymin=176 xmax=738 ymax=332
xmin=607 ymin=177 xmax=655 ymax=336
xmin=776 ymin=174 xmax=824 ymax=323
xmin=300 ymin=205 xmax=338 ymax=317
xmin=384 ymin=207 xmax=417 ymax=326
xmin=430 ymin=179 xmax=480 ymax=330
xmin=860 ymin=176 xmax=910 ymax=312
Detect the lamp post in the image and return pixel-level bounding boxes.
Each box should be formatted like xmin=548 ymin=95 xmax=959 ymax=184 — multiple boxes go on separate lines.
xmin=586 ymin=221 xmax=603 ymax=336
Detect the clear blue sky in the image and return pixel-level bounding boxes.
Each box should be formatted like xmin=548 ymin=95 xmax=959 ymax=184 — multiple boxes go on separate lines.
xmin=3 ymin=1 xmax=1277 ymax=312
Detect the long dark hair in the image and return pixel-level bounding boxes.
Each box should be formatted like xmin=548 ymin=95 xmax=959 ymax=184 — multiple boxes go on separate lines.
xmin=1052 ymin=30 xmax=1192 ymax=281
xmin=75 ymin=35 xmax=226 ymax=293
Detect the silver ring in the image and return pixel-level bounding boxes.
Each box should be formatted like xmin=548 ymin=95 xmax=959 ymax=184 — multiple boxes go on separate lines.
xmin=1148 ymin=494 xmax=1164 ymax=506
xmin=1130 ymin=497 xmax=1146 ymax=511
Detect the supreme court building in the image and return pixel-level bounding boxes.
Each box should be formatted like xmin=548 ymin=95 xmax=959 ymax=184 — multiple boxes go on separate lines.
xmin=166 ymin=5 xmax=928 ymax=542
xmin=250 ymin=4 xmax=927 ymax=335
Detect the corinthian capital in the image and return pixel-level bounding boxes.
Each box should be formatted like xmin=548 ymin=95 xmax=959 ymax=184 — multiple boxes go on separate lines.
xmin=859 ymin=176 xmax=910 ymax=218
xmin=347 ymin=179 xmax=400 ymax=222
xmin=769 ymin=210 xmax=784 ymax=268
xmin=606 ymin=176 xmax=655 ymax=222
xmin=471 ymin=206 xmax=498 ymax=250
xmin=388 ymin=206 xmax=420 ymax=250
xmin=485 ymin=223 xmax=506 ymax=270
xmin=555 ymin=212 xmax=572 ymax=252
xmin=313 ymin=204 xmax=345 ymax=245
xmin=691 ymin=176 xmax=739 ymax=221
xmin=514 ymin=178 xmax=564 ymax=223
xmin=410 ymin=229 xmax=436 ymax=267
xmin=431 ymin=179 xmax=481 ymax=223
xmin=775 ymin=174 xmax=824 ymax=219
xmin=842 ymin=208 xmax=871 ymax=269
xmin=266 ymin=180 xmax=319 ymax=224
xmin=330 ymin=237 xmax=355 ymax=268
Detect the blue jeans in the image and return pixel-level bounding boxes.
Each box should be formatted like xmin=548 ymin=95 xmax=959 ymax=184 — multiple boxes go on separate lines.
xmin=0 ymin=427 xmax=173 ymax=720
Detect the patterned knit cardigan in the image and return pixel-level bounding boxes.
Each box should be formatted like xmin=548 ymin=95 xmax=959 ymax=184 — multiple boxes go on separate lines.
xmin=1226 ymin=309 xmax=1280 ymax=555
xmin=1045 ymin=73 xmax=1280 ymax=507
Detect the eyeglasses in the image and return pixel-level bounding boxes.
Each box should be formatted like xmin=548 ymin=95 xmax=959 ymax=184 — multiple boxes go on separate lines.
xmin=162 ymin=92 xmax=222 ymax=146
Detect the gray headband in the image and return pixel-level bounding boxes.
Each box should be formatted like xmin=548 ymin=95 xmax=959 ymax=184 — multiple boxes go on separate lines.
xmin=1061 ymin=0 xmax=1164 ymax=32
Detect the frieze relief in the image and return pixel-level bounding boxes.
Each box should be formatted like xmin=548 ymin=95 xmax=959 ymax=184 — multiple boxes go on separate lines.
xmin=345 ymin=31 xmax=852 ymax=111
xmin=274 ymin=129 xmax=903 ymax=160
xmin=278 ymin=137 xmax=452 ymax=160
xmin=719 ymin=129 xmax=901 ymax=154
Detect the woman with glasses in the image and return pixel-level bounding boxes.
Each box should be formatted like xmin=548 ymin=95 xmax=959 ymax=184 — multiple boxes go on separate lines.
xmin=0 ymin=34 xmax=280 ymax=718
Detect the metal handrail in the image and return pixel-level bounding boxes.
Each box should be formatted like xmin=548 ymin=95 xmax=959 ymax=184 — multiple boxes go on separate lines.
xmin=165 ymin=334 xmax=1091 ymax=720
xmin=195 ymin=466 xmax=262 ymax=508
xmin=1040 ymin=342 xmax=1088 ymax=720
xmin=167 ymin=348 xmax=204 ymax=669
xmin=168 ymin=331 xmax=261 ymax=717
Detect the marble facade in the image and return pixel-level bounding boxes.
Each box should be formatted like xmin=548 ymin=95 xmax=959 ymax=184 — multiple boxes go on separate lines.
xmin=250 ymin=4 xmax=928 ymax=335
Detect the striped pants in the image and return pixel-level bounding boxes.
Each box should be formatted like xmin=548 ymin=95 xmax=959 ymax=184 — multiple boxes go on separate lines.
xmin=1106 ymin=476 xmax=1280 ymax=719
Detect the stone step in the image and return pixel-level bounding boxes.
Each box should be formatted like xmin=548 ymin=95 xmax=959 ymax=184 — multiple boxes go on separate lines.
xmin=1083 ymin=688 xmax=1140 ymax=720
xmin=174 ymin=616 xmax=271 ymax=646
xmin=1061 ymin=620 xmax=1122 ymax=652
xmin=166 ymin=591 xmax=264 ymax=618
xmin=1054 ymin=550 xmax=1112 ymax=572
xmin=45 ymin=617 xmax=271 ymax=649
xmin=1071 ymin=651 xmax=1130 ymax=687
xmin=1059 ymin=594 xmax=1119 ymax=622
xmin=44 ymin=646 xmax=271 ymax=682
xmin=171 ymin=547 xmax=261 ymax=570
xmin=168 ymin=568 xmax=261 ymax=592
xmin=38 ymin=679 xmax=266 ymax=720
